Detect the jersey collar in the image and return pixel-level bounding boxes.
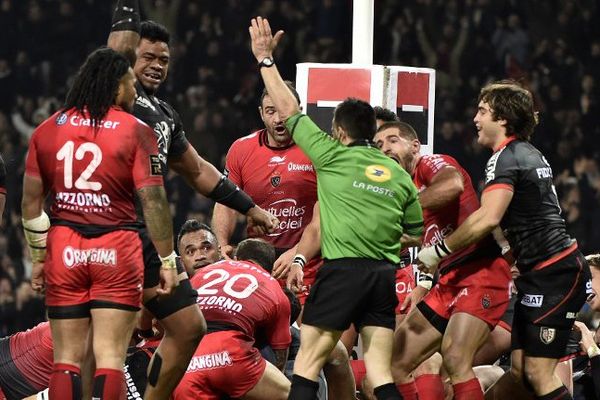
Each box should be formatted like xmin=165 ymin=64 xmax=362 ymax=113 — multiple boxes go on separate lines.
xmin=259 ymin=129 xmax=295 ymax=151
xmin=493 ymin=136 xmax=517 ymax=153
xmin=348 ymin=139 xmax=377 ymax=148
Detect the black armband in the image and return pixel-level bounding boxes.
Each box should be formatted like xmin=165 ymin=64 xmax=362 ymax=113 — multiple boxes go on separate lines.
xmin=111 ymin=0 xmax=140 ymax=33
xmin=208 ymin=176 xmax=255 ymax=214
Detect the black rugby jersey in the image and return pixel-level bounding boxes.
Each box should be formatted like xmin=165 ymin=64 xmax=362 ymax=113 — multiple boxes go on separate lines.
xmin=483 ymin=137 xmax=573 ymax=270
xmin=132 ymin=82 xmax=190 ymax=223
xmin=133 ymin=81 xmax=189 ymax=172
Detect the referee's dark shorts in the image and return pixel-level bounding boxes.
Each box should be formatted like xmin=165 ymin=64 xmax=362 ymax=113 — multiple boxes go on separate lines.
xmin=302 ymin=258 xmax=398 ymax=331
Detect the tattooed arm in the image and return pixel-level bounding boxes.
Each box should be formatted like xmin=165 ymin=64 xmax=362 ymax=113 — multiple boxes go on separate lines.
xmin=137 ymin=185 xmax=173 ymax=258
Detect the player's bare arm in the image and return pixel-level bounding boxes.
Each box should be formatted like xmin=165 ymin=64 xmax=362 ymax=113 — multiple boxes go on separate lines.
xmin=419 ymin=166 xmax=464 ymax=210
xmin=137 ymin=185 xmax=178 ymax=295
xmin=211 ymin=203 xmax=238 ymax=259
xmin=249 ymin=17 xmax=299 ymax=120
xmin=273 ymin=348 xmax=289 ymax=372
xmin=400 ymin=233 xmax=422 ymax=249
xmin=274 ymin=203 xmax=321 ymax=278
xmin=107 ymin=0 xmax=141 ymax=64
xmin=418 ymin=187 xmax=513 ymax=273
xmin=169 ymin=144 xmax=225 ymax=194
xmin=21 ymin=175 xmax=48 ymax=292
xmin=286 ymin=202 xmax=321 ymax=290
xmin=171 ymin=146 xmax=278 ymax=235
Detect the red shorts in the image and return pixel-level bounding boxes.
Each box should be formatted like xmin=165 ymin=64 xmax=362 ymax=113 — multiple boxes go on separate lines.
xmin=172 ymin=331 xmax=266 ymax=400
xmin=297 ymin=258 xmax=323 ymax=305
xmin=45 ymin=226 xmax=144 ymax=312
xmin=423 ymin=256 xmax=511 ymax=329
xmin=395 ymin=266 xmax=415 ymax=315
xmin=350 ymin=359 xmax=366 ymax=390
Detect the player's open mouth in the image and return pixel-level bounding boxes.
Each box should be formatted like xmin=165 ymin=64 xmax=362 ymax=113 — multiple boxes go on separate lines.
xmin=144 ymin=72 xmax=161 ymax=84
xmin=274 ymin=126 xmax=286 ymax=134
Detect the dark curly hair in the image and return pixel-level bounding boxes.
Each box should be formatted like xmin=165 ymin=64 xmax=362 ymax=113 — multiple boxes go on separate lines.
xmin=64 ymin=47 xmax=130 ymax=125
xmin=478 ymin=80 xmax=539 ymax=141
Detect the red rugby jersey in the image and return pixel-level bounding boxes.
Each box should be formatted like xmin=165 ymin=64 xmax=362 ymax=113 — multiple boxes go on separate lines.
xmin=190 ymin=259 xmax=291 ymax=350
xmin=10 ymin=322 xmax=53 ymax=391
xmin=413 ymin=154 xmax=497 ymax=271
xmin=25 ymin=108 xmax=163 ymax=227
xmin=224 ymin=130 xmax=317 ymax=249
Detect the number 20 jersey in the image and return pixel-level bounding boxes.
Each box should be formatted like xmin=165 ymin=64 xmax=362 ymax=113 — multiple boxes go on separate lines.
xmin=190 ymin=259 xmax=292 ymax=350
xmin=24 ymin=107 xmax=163 ymax=228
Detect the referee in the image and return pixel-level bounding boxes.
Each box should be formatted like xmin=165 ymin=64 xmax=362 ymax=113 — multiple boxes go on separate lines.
xmin=249 ymin=17 xmax=424 ymax=400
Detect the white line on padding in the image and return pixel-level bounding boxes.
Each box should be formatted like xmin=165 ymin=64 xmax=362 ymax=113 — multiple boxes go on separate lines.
xmin=402 ymin=105 xmax=424 ymax=112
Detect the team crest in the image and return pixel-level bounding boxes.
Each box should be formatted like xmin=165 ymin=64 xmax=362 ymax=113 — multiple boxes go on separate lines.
xmin=271 ymin=175 xmax=281 ymax=187
xmin=540 ymin=327 xmax=556 ymax=344
xmin=365 ymin=164 xmax=391 ymax=182
xmin=481 ymin=294 xmax=491 ymax=309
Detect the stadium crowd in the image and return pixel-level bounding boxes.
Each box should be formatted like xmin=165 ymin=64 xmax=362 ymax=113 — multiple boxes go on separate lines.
xmin=0 ymin=0 xmax=598 ymax=362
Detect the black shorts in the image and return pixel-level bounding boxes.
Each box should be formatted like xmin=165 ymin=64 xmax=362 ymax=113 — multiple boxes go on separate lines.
xmin=139 ymin=228 xmax=197 ymax=319
xmin=302 ymin=258 xmax=398 ymax=331
xmin=0 ymin=337 xmax=37 ymax=400
xmin=511 ymin=250 xmax=591 ymax=358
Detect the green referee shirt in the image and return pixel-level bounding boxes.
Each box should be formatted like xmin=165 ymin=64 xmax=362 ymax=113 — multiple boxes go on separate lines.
xmin=286 ymin=113 xmax=423 ymax=264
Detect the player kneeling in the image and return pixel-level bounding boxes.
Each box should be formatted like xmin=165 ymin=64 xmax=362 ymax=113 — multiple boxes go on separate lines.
xmin=173 ymin=239 xmax=293 ymax=400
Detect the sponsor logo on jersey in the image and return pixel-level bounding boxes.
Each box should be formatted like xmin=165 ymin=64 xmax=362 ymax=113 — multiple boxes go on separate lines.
xmin=265 ymin=198 xmax=306 ymax=235
xmin=521 ymin=294 xmax=543 ymax=307
xmin=69 ymin=115 xmax=121 ymax=130
xmin=365 ymin=164 xmax=391 ymax=182
xmin=197 ymin=294 xmax=243 ymax=312
xmin=484 ymin=150 xmax=503 ymax=184
xmin=149 ymin=155 xmax=162 ymax=176
xmin=56 ymin=113 xmax=68 ymax=125
xmin=268 ymin=155 xmax=287 ymax=165
xmin=287 ymin=162 xmax=314 ymax=172
xmin=352 ymin=181 xmax=395 ymax=197
xmin=566 ymin=312 xmax=577 ymax=319
xmin=135 ymin=95 xmax=157 ymax=111
xmin=536 ymin=167 xmax=552 ymax=179
xmin=424 ymin=223 xmax=454 ymax=248
xmin=187 ymin=351 xmax=232 ymax=372
xmin=62 ymin=246 xmax=117 ymax=269
xmin=55 ymin=191 xmax=112 ymax=213
xmin=540 ymin=327 xmax=556 ymax=344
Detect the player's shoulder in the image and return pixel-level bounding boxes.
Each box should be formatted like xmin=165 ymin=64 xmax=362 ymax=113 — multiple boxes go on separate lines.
xmin=231 ymin=130 xmax=262 ymax=148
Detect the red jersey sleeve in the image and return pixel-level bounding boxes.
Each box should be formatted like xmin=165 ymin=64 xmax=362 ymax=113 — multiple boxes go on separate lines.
xmin=264 ymin=285 xmax=292 ymax=350
xmin=224 ymin=141 xmax=243 ymax=187
xmin=417 ymin=154 xmax=456 ymax=186
xmin=133 ymin=123 xmax=164 ymax=190
xmin=24 ymin=132 xmax=42 ymax=179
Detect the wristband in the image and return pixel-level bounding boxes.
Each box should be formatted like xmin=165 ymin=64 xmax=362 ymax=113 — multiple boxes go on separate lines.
xmin=23 ymin=212 xmax=50 ymax=263
xmin=159 ymin=251 xmax=177 ymax=270
xmin=588 ymin=344 xmax=600 ymax=358
xmin=208 ymin=176 xmax=255 ymax=214
xmin=434 ymin=240 xmax=452 ymax=258
xmin=111 ymin=0 xmax=140 ymax=32
xmin=417 ymin=272 xmax=434 ymax=290
xmin=292 ymin=254 xmax=307 ymax=269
